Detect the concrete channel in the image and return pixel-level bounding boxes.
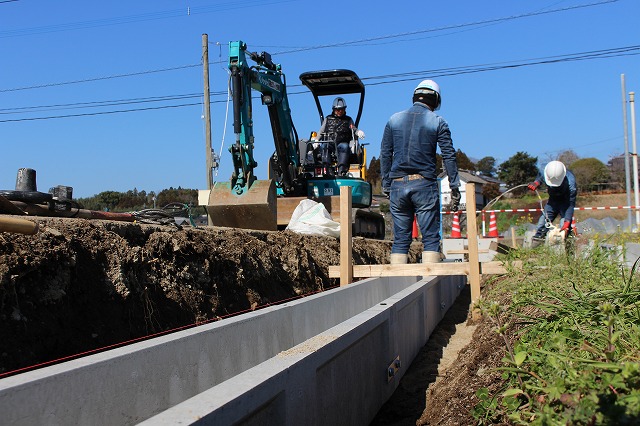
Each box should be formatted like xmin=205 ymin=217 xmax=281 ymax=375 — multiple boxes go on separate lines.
xmin=0 ymin=273 xmax=466 ymax=426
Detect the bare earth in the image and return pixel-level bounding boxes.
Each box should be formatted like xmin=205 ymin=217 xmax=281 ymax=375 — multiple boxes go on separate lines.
xmin=0 ymin=216 xmax=503 ymax=425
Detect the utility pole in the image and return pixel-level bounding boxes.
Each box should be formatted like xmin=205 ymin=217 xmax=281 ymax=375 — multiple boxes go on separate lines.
xmin=621 ymin=75 xmax=632 ymax=229
xmin=202 ymin=34 xmax=214 ymax=191
xmin=631 ymin=91 xmax=639 ymax=230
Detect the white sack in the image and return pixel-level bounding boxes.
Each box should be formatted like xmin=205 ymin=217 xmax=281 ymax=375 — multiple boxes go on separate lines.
xmin=286 ymin=199 xmax=341 ymax=238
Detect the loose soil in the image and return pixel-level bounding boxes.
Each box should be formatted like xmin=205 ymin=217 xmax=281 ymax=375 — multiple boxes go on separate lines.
xmin=0 ymin=216 xmax=503 ymax=425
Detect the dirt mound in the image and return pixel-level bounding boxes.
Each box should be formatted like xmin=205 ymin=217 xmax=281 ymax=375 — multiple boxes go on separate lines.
xmin=0 ymin=217 xmax=406 ymax=373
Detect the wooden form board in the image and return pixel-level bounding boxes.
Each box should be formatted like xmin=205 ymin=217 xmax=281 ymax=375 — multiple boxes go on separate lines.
xmin=328 ymin=260 xmax=517 ymax=278
xmin=333 ymin=183 xmax=514 ymax=319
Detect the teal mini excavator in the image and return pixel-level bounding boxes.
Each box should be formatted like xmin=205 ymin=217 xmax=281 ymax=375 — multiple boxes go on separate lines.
xmin=204 ymin=40 xmax=384 ymax=239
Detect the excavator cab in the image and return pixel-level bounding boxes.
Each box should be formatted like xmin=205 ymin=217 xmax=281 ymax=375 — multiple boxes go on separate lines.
xmin=299 ymin=70 xmax=367 ymax=178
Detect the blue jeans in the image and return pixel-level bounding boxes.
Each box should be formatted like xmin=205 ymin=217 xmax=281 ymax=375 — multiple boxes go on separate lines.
xmin=322 ymin=142 xmax=351 ymax=173
xmin=390 ymin=177 xmax=440 ymax=253
xmin=534 ymin=199 xmax=571 ymax=238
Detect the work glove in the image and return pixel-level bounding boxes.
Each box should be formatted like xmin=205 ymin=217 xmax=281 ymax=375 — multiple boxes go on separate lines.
xmin=528 ymin=181 xmax=540 ymax=192
xmin=356 ymin=129 xmax=365 ymax=139
xmin=560 ymin=220 xmax=570 ymax=232
xmin=382 ymin=188 xmax=390 ymax=198
xmin=450 ymin=187 xmax=461 ymax=212
xmin=312 ymin=142 xmax=320 ymax=149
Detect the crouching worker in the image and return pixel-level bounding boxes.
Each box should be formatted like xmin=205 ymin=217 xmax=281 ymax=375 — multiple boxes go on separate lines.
xmin=381 ymin=79 xmax=461 ymax=264
xmin=527 ymin=160 xmax=578 ymax=248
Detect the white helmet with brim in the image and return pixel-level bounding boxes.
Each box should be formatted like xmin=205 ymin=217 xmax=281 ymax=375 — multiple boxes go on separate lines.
xmin=414 ymin=79 xmax=441 ymax=110
xmin=544 ymin=161 xmax=567 ymax=187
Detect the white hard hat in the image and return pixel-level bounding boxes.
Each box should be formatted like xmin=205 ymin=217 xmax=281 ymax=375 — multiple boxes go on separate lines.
xmin=544 ymin=161 xmax=566 ymax=187
xmin=414 ymin=79 xmax=441 ymax=110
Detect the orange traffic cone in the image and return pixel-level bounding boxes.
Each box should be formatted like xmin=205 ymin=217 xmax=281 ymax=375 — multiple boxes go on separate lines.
xmin=488 ymin=211 xmax=499 ymax=237
xmin=412 ymin=215 xmax=419 ymax=239
xmin=451 ymin=213 xmax=462 ymax=238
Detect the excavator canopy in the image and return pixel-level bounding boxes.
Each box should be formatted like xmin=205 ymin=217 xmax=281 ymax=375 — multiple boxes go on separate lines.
xmin=299 ymin=69 xmax=365 ymax=128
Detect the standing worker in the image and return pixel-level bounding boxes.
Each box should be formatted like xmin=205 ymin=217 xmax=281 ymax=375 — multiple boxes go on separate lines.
xmin=527 ymin=160 xmax=578 ymax=248
xmin=380 ymin=80 xmax=461 ymax=264
xmin=313 ymin=97 xmax=365 ymax=176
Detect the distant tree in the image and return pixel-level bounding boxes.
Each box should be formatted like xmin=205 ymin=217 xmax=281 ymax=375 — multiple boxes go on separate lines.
xmin=557 ymin=150 xmax=580 ymax=167
xmin=498 ymin=152 xmax=539 ymax=190
xmin=436 ymin=149 xmax=474 ymax=173
xmin=607 ymin=154 xmax=628 ymax=191
xmin=482 ymin=182 xmax=501 ymax=203
xmin=475 ymin=156 xmax=496 ymax=177
xmin=456 ymin=149 xmax=476 ymax=171
xmin=367 ymin=157 xmax=381 ymax=187
xmin=156 ymin=187 xmax=198 ymax=207
xmin=97 ymin=191 xmax=122 ymax=211
xmin=571 ymin=157 xmax=610 ymax=192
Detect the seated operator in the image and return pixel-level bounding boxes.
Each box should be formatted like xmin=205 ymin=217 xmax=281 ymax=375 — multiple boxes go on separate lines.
xmin=312 ymin=97 xmax=365 ymax=176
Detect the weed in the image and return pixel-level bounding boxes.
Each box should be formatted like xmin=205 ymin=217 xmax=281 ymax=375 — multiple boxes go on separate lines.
xmin=473 ymin=239 xmax=640 ymax=424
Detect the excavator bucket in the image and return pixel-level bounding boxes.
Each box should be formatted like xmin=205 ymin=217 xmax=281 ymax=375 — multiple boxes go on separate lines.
xmin=206 ymin=179 xmax=277 ymax=231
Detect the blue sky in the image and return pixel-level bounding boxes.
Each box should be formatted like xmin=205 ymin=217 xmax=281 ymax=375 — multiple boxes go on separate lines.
xmin=1 ymin=0 xmax=638 ymax=198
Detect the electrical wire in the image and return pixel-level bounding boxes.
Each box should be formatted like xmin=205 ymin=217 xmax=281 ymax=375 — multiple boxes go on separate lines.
xmin=131 ymin=202 xmax=194 ymax=226
xmin=267 ymin=0 xmax=619 ymax=56
xmin=2 ymin=43 xmax=638 ymax=124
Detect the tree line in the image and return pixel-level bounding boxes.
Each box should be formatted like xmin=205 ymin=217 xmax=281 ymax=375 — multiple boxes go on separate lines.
xmin=77 ymin=149 xmax=619 ymax=213
xmin=367 ymin=149 xmax=619 ymax=195
xmin=76 ymin=187 xmax=200 ymax=213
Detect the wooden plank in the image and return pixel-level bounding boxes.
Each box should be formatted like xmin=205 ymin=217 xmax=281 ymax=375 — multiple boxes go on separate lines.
xmin=0 ymin=216 xmax=39 ymax=235
xmin=446 ymin=249 xmax=489 ymax=255
xmin=489 ymin=240 xmax=513 ymax=255
xmin=339 ymin=186 xmax=353 ymax=286
xmin=327 ymin=260 xmax=518 ymax=278
xmin=329 ymin=262 xmax=469 ymax=278
xmin=465 ymin=183 xmax=482 ymax=320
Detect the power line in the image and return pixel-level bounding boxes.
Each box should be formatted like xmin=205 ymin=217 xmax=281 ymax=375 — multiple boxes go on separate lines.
xmin=0 ymin=0 xmax=298 ymax=38
xmin=1 ymin=0 xmax=619 ymax=93
xmin=0 ymin=64 xmax=201 ymax=93
xmin=1 ymin=43 xmax=638 ymax=121
xmin=0 ymin=92 xmax=227 ymax=115
xmin=265 ymin=0 xmax=619 ymax=55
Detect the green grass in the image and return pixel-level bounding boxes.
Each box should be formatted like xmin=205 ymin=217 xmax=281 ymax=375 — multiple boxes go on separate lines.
xmin=473 ymin=238 xmax=640 ymax=425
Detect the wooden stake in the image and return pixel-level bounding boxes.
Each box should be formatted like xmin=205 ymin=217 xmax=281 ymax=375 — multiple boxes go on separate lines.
xmin=339 ymin=186 xmax=353 ymax=286
xmin=465 ymin=183 xmax=482 ymax=319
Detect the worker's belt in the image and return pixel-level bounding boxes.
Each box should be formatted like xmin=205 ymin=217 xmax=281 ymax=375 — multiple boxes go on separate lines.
xmin=393 ymin=174 xmax=424 ymax=182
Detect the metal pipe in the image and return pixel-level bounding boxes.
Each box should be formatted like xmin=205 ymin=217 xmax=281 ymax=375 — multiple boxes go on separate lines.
xmin=621 ymin=75 xmax=632 ymax=229
xmin=630 ymin=92 xmax=639 ymax=229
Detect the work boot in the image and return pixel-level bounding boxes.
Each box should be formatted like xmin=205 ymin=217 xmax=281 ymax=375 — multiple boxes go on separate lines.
xmin=422 ymin=251 xmax=442 ymax=263
xmin=531 ymin=236 xmax=545 ymax=249
xmin=390 ymin=253 xmax=408 ymax=264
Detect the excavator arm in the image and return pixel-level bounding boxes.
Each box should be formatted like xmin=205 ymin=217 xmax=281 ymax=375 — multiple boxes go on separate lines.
xmin=228 ymin=41 xmax=302 ymax=196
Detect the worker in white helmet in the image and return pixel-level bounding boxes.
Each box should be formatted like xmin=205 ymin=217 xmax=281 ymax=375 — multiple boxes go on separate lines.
xmin=380 ymin=79 xmax=460 ymax=264
xmin=527 ymin=160 xmax=578 ymax=248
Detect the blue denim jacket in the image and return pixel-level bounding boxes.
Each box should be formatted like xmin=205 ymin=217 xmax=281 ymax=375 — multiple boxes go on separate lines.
xmin=380 ymin=102 xmax=460 ymax=191
xmin=534 ymin=169 xmax=578 ymax=222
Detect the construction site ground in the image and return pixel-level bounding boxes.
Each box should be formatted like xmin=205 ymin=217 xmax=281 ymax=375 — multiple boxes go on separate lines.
xmin=0 ymin=214 xmax=501 ymax=425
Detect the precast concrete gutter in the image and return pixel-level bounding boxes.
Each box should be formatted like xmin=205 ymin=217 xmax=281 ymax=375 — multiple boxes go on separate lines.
xmin=0 ymin=274 xmax=465 ymax=425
